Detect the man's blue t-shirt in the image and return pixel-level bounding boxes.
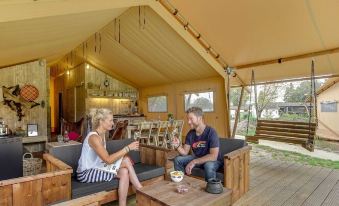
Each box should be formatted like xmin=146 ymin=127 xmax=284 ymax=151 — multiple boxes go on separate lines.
xmin=185 ymin=126 xmax=222 ymax=163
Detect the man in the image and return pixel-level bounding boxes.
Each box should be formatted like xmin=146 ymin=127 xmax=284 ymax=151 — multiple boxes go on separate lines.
xmin=172 ymin=107 xmax=223 ymax=182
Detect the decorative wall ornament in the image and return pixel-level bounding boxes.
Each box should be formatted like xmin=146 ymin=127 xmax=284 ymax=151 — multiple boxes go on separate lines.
xmin=2 ymin=85 xmax=40 ymax=121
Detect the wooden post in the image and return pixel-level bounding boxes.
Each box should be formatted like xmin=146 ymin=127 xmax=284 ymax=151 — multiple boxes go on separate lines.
xmin=232 ymin=86 xmax=244 ymax=138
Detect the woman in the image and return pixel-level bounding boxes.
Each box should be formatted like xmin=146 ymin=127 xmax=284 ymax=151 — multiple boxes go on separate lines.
xmin=77 ymin=108 xmax=142 ymax=206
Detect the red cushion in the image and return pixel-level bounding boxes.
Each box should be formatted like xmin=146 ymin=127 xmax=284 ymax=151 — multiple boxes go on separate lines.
xmin=68 ymin=131 xmax=80 ymax=140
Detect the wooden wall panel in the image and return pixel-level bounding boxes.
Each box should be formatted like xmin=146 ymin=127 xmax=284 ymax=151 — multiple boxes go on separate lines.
xmin=0 ymin=60 xmax=48 ymax=137
xmin=0 ymin=185 xmax=12 ymax=206
xmin=42 ymin=174 xmax=71 ymax=205
xmin=140 ymin=76 xmax=230 ymax=137
xmin=12 ymin=180 xmax=43 ymax=206
xmin=76 ymin=85 xmax=86 ymax=121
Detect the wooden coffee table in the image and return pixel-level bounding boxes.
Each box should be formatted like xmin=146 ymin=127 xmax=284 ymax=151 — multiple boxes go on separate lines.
xmin=136 ymin=176 xmax=231 ymax=206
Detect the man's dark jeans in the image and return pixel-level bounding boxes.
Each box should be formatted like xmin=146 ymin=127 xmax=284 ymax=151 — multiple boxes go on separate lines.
xmin=174 ymin=155 xmax=223 ymax=181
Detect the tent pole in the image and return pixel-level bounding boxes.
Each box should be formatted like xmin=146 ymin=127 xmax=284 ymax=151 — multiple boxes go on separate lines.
xmin=232 ymin=86 xmax=245 ymax=138
xmin=235 ymin=47 xmax=339 ymax=69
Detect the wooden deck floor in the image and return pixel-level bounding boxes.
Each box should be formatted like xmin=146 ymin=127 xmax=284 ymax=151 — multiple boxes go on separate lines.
xmin=234 ymin=157 xmax=339 ymax=206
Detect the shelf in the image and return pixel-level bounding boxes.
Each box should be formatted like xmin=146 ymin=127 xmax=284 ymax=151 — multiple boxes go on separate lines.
xmin=22 ymin=136 xmax=47 ymax=144
xmin=87 ymin=89 xmax=137 ymax=99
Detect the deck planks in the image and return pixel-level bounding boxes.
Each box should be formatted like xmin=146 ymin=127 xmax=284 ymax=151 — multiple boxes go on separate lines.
xmin=234 ymin=157 xmax=339 ymax=206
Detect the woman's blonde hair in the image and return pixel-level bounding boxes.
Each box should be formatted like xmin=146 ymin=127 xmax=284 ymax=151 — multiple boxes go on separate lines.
xmin=89 ymin=108 xmax=113 ymax=129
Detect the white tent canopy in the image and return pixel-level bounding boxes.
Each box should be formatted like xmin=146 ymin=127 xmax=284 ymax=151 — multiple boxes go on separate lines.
xmin=1 ymin=0 xmax=339 ymax=87
xmin=170 ymin=0 xmax=339 ymax=85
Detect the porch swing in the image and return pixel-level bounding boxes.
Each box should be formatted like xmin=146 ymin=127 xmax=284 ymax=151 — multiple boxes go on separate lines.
xmin=246 ymin=60 xmax=318 ymax=152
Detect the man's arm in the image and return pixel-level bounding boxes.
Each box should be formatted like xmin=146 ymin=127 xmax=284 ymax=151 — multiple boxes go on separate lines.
xmin=191 ymin=147 xmax=219 ymax=164
xmin=176 ymin=144 xmax=191 ymax=156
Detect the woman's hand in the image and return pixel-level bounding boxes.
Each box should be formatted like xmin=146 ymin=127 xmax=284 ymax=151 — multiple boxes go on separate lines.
xmin=128 ymin=141 xmax=140 ymax=151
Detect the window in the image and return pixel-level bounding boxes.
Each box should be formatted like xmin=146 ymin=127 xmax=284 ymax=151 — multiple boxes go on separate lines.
xmin=321 ymin=102 xmax=337 ymax=112
xmin=184 ymin=91 xmax=214 ymax=112
xmin=147 ymin=96 xmax=167 ymax=112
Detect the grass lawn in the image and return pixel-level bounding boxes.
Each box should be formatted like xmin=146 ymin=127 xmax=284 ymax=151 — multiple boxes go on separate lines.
xmin=252 ymin=143 xmax=339 ymax=169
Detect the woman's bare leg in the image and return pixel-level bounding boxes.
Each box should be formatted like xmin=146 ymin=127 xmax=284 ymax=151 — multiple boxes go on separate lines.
xmin=120 ymin=157 xmax=142 ymax=189
xmin=117 ymin=168 xmax=129 ymax=206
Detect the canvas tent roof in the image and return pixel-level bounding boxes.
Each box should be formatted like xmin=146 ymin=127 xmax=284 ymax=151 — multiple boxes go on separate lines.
xmin=169 ymin=0 xmax=339 ymax=86
xmin=1 ymin=0 xmax=339 ymax=87
xmin=316 ymin=77 xmax=339 ymax=96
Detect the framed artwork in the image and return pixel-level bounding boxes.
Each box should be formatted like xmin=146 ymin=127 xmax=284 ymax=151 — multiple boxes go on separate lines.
xmin=27 ymin=124 xmax=38 ymax=137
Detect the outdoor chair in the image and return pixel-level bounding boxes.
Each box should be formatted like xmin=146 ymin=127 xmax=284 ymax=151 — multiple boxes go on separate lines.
xmin=60 ymin=117 xmax=85 ymax=142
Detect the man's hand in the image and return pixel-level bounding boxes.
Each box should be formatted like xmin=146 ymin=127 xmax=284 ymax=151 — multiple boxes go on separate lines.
xmin=185 ymin=160 xmax=196 ymax=175
xmin=171 ymin=136 xmax=180 ymax=148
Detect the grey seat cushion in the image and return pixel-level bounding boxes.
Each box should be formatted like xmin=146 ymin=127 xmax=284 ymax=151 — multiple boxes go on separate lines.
xmin=133 ymin=163 xmax=165 ymax=182
xmin=72 ymin=177 xmax=119 ymax=199
xmin=71 ymin=163 xmax=164 ymax=198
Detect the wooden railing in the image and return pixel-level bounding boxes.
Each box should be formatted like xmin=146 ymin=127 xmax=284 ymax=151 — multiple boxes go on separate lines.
xmin=0 ymin=153 xmax=73 ymax=206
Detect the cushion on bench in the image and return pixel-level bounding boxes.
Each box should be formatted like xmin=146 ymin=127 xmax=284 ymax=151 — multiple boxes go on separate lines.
xmin=219 ymin=138 xmax=246 ymax=156
xmin=71 ymin=163 xmax=165 ymax=198
xmin=71 ymin=177 xmax=119 ymax=199
xmin=49 ymin=139 xmax=141 ymax=177
xmin=106 ymin=139 xmax=141 ymax=164
xmin=133 ymin=163 xmax=165 ymax=182
xmin=49 ymin=144 xmax=82 ymax=177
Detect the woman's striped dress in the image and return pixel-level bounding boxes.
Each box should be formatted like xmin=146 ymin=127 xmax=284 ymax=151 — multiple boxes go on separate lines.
xmin=76 ymin=131 xmax=117 ymax=183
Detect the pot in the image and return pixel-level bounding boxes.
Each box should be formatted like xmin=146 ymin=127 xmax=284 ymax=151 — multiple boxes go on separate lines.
xmin=0 ymin=124 xmax=9 ymax=136
xmin=205 ymin=178 xmax=223 ymax=194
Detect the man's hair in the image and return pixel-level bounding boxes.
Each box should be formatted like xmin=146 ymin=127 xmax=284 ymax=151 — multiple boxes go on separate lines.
xmin=186 ymin=107 xmax=204 ymax=117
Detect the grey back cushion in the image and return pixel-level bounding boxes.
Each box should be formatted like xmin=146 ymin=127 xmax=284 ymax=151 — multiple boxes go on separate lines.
xmin=106 ymin=139 xmax=141 ymax=164
xmin=49 ymin=139 xmax=141 ymax=177
xmin=49 ymin=144 xmax=83 ymax=176
xmin=219 ymin=138 xmax=246 ymax=156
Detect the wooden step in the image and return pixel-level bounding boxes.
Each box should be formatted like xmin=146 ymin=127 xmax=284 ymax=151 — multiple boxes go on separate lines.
xmin=256 ymin=129 xmax=315 ymax=139
xmin=258 ymin=119 xmax=316 ymax=126
xmin=256 ymin=126 xmax=315 ymax=135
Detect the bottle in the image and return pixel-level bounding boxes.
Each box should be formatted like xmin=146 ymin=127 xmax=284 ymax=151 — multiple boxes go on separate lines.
xmin=64 ymin=131 xmax=69 ymax=142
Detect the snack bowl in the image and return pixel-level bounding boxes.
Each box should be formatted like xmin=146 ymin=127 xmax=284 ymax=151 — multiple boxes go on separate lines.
xmin=170 ymin=171 xmax=184 ymax=183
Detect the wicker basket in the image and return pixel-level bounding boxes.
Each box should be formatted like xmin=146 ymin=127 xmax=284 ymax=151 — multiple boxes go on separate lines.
xmin=23 ymin=153 xmax=42 ymax=176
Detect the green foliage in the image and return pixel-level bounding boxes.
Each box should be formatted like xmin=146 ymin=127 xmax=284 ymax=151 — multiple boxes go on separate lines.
xmin=230 ymin=87 xmax=249 ymax=106
xmin=278 ymin=113 xmax=309 ymax=122
xmin=257 ymin=84 xmax=279 ymax=117
xmin=284 ymin=81 xmax=322 ymax=102
xmin=192 ymin=97 xmax=213 ymax=111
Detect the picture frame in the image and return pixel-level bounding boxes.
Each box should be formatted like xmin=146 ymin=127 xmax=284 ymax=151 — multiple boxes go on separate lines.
xmin=27 ymin=124 xmax=38 ymax=137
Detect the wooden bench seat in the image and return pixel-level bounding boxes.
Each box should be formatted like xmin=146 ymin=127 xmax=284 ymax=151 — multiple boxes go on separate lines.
xmin=246 ymin=120 xmax=316 ymax=151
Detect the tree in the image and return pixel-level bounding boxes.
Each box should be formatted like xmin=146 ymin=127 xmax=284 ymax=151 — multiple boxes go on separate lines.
xmin=230 ymin=87 xmax=249 ymax=106
xmin=256 ymin=84 xmax=279 ymax=118
xmin=192 ymin=97 xmax=213 ymax=111
xmin=284 ymin=80 xmax=322 ymax=102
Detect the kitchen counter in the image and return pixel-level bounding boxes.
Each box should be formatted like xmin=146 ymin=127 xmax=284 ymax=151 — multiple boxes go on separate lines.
xmin=0 ymin=135 xmax=47 ymax=143
xmin=113 ymin=114 xmax=145 ymax=118
xmin=113 ymin=115 xmax=145 ymax=124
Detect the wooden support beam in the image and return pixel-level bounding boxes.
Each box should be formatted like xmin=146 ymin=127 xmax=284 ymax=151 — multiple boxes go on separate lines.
xmin=232 ymin=86 xmax=244 ymax=138
xmin=231 ymin=73 xmax=339 ymax=87
xmin=235 ymin=47 xmax=339 ymax=69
